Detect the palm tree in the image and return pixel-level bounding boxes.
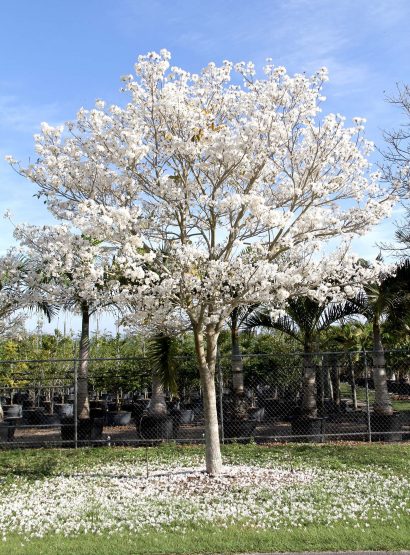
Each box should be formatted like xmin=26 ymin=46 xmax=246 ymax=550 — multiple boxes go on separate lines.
xmin=76 ymin=300 xmax=92 ymax=420
xmin=229 ymin=305 xmax=257 ymax=395
xmin=133 ymin=333 xmax=180 ymax=440
xmin=353 ymin=259 xmax=410 ymax=415
xmin=326 ymin=322 xmax=372 ymax=410
xmin=62 ymin=295 xmax=116 ymax=421
xmin=19 ymin=227 xmax=119 ymax=422
xmin=0 ymin=254 xmax=56 ymax=423
xmin=146 ymin=333 xmax=178 ymax=416
xmin=245 ymin=297 xmax=362 ymax=418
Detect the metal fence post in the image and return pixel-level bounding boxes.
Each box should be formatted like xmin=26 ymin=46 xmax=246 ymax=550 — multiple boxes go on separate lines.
xmin=217 ymin=348 xmax=224 ymax=444
xmin=363 ymin=349 xmax=372 ymax=443
xmin=73 ymin=359 xmax=78 ymax=449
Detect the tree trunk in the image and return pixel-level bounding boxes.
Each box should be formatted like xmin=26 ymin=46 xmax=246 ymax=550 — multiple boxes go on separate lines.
xmin=77 ymin=303 xmax=90 ymax=420
xmin=193 ymin=324 xmax=223 ymax=475
xmin=331 ymin=355 xmax=341 ymax=408
xmin=0 ymin=403 xmax=3 ymax=423
xmin=316 ymin=358 xmax=325 ymax=415
xmin=301 ymin=342 xmax=317 ymax=417
xmin=231 ymin=308 xmax=244 ymax=395
xmin=147 ymin=374 xmax=167 ymax=416
xmin=348 ymin=354 xmax=358 ymax=410
xmin=372 ymin=317 xmax=393 ymax=415
xmin=323 ymin=356 xmax=333 ymax=400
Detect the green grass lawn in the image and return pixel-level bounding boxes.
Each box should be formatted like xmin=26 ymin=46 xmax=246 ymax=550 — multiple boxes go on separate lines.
xmin=3 ymin=518 xmax=410 ymax=555
xmin=0 ymin=443 xmax=409 ymax=555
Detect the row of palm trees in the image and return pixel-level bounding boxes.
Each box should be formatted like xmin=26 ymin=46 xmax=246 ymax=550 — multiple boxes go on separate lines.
xmin=245 ymin=296 xmax=364 ymax=417
xmin=147 ymin=259 xmax=410 ymax=420
xmin=241 ymin=259 xmax=410 ymax=418
xmin=0 ymin=255 xmax=56 ymax=423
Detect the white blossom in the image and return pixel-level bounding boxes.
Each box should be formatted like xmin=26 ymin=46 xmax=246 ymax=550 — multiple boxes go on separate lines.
xmin=0 ymin=456 xmax=408 ymax=542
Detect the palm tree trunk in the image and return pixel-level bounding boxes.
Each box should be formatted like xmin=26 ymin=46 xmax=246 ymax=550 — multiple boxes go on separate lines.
xmin=322 ymin=355 xmax=334 ymax=401
xmin=193 ymin=323 xmax=223 ymax=475
xmin=348 ymin=353 xmax=358 ymax=410
xmin=77 ymin=302 xmax=90 ymax=419
xmin=301 ymin=341 xmax=317 ymax=417
xmin=372 ymin=316 xmax=393 ymax=415
xmin=331 ymin=355 xmax=341 ymax=408
xmin=147 ymin=374 xmax=167 ymax=416
xmin=316 ymin=358 xmax=325 ymax=414
xmin=231 ymin=308 xmax=244 ymax=395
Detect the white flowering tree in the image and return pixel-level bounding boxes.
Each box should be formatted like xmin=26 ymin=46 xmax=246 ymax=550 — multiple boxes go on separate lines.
xmin=0 ymin=313 xmax=27 ymax=339
xmin=11 ymin=51 xmax=396 ymax=473
xmin=0 ymin=254 xmax=25 ymax=322
xmin=13 ymin=224 xmax=121 ymax=420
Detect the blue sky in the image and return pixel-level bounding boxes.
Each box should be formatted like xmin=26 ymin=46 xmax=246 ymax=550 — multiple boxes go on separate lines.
xmin=0 ymin=0 xmax=409 ymax=333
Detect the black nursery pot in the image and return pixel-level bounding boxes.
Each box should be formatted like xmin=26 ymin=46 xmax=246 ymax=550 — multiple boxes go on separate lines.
xmin=138 ymin=415 xmax=174 ymax=440
xmin=42 ymin=413 xmax=60 ymax=426
xmin=2 ymin=405 xmax=23 ymax=418
xmin=61 ymin=417 xmax=104 ymax=445
xmin=55 ymin=404 xmax=74 ymax=418
xmin=0 ymin=421 xmax=15 ymax=442
xmin=290 ymin=416 xmax=325 ymax=442
xmin=106 ymin=411 xmax=132 ymax=427
xmin=370 ymin=412 xmax=402 ymax=442
xmin=23 ymin=407 xmax=47 ymax=425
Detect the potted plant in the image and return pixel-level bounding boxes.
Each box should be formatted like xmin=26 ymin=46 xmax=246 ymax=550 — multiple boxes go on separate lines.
xmin=106 ymin=399 xmax=132 ymax=427
xmin=222 ymin=393 xmax=257 ymax=442
xmin=138 ymin=334 xmax=177 ymax=441
xmin=0 ymin=402 xmax=15 ymax=442
xmin=139 ymin=374 xmax=174 ymax=440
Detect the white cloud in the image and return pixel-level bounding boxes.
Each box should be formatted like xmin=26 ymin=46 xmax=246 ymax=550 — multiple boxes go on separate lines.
xmin=0 ymin=94 xmax=61 ymax=134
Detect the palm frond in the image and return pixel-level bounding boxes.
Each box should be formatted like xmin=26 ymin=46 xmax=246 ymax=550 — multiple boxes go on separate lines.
xmin=285 ymin=297 xmax=323 ymax=334
xmin=30 ymin=301 xmax=59 ymax=323
xmin=244 ymin=309 xmax=301 ymax=342
xmin=317 ymin=296 xmax=366 ymax=331
xmin=231 ymin=304 xmax=258 ymax=330
xmin=146 ymin=333 xmax=178 ymax=395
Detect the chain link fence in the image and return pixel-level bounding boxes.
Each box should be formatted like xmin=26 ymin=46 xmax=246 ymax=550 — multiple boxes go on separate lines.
xmin=0 ymin=350 xmax=409 ymax=448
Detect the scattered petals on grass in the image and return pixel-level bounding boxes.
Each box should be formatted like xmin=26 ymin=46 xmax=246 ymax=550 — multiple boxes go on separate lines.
xmin=0 ymin=455 xmax=409 ymax=542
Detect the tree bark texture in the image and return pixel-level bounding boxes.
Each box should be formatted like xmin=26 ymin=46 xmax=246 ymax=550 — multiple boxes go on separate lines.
xmin=78 ymin=303 xmax=90 ymax=419
xmin=331 ymin=356 xmax=341 ymax=408
xmin=372 ymin=317 xmax=393 ymax=415
xmin=148 ymin=374 xmax=168 ymax=416
xmin=325 ymin=364 xmax=334 ymax=400
xmin=348 ymin=354 xmax=358 ymax=410
xmin=301 ymin=343 xmax=317 ymax=417
xmin=231 ymin=309 xmax=244 ymax=395
xmin=316 ymin=360 xmax=325 ymax=414
xmin=193 ymin=325 xmax=223 ymax=475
